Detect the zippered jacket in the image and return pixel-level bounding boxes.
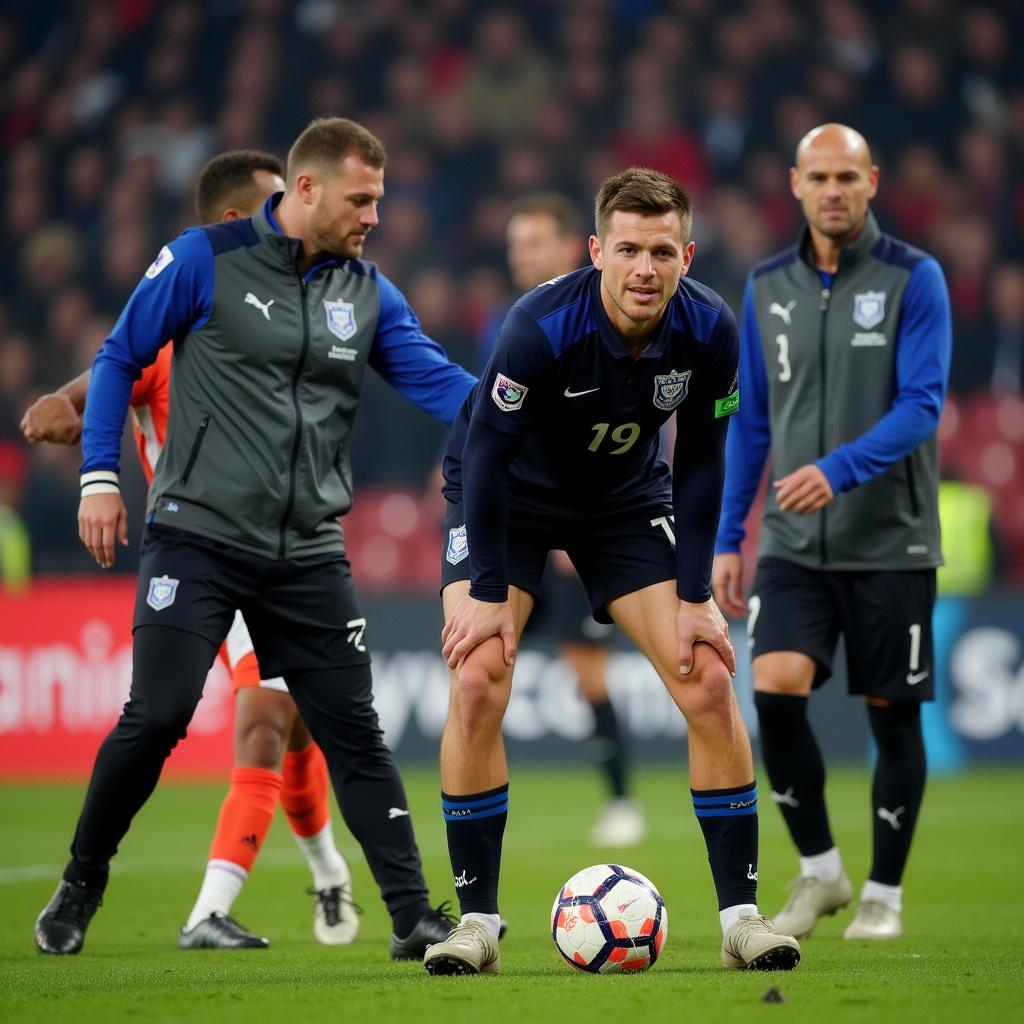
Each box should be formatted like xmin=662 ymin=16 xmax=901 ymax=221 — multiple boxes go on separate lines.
xmin=715 ymin=211 xmax=951 ymax=570
xmin=80 ymin=194 xmax=475 ymax=559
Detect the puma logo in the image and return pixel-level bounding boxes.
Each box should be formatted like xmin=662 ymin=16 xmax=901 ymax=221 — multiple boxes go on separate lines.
xmin=877 ymin=806 xmax=905 ymax=831
xmin=771 ymin=787 xmax=800 ymax=808
xmin=769 ymin=300 xmax=796 ymax=325
xmin=245 ymin=292 xmax=274 ymax=320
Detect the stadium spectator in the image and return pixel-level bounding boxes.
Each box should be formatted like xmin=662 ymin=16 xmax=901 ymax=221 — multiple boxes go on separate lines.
xmin=713 ymin=123 xmax=951 ymax=941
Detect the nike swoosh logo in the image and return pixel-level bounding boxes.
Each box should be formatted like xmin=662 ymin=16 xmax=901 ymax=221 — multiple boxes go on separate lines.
xmin=388 ymin=807 xmax=410 ymax=819
xmin=564 ymin=387 xmax=600 ymax=398
xmin=906 ymin=670 xmax=930 ymax=685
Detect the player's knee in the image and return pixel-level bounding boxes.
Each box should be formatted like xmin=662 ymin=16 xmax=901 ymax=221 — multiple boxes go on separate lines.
xmin=123 ymin=699 xmax=193 ymax=748
xmin=236 ymin=720 xmax=288 ymax=768
xmin=682 ymin=659 xmax=735 ymax=723
xmin=453 ymin=659 xmax=507 ymax=727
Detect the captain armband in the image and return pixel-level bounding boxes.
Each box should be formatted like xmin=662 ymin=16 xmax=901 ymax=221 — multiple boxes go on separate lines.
xmin=80 ymin=470 xmax=120 ymax=497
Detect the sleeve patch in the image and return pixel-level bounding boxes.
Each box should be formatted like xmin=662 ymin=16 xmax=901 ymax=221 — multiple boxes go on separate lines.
xmin=145 ymin=245 xmax=174 ymax=279
xmin=714 ymin=391 xmax=740 ymax=418
xmin=491 ymin=373 xmax=529 ymax=412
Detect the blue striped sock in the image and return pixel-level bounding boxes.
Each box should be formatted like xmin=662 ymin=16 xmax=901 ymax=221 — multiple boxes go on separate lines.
xmin=692 ymin=782 xmax=759 ymax=910
xmin=442 ymin=784 xmax=509 ymax=915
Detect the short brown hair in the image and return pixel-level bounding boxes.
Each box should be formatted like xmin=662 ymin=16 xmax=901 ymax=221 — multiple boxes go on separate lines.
xmin=507 ymin=191 xmax=585 ymax=238
xmin=195 ymin=150 xmax=283 ymax=224
xmin=286 ymin=117 xmax=387 ymax=184
xmin=594 ymin=167 xmax=693 ymax=241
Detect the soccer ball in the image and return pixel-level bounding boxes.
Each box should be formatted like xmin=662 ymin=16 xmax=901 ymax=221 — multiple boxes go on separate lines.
xmin=551 ymin=863 xmax=667 ymax=973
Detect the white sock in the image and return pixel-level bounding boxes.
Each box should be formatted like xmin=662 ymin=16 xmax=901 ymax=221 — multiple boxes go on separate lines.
xmin=462 ymin=912 xmax=501 ymax=939
xmin=185 ymin=859 xmax=247 ymax=930
xmin=861 ymin=879 xmax=902 ymax=912
xmin=720 ymin=903 xmax=758 ymax=934
xmin=293 ymin=819 xmax=346 ymax=891
xmin=799 ymin=846 xmax=843 ymax=883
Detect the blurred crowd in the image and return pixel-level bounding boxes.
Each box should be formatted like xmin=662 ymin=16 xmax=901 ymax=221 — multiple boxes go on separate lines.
xmin=1 ymin=0 xmax=1022 ymax=579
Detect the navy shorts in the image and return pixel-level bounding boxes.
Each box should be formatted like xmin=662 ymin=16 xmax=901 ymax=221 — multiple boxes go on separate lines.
xmin=440 ymin=499 xmax=676 ymax=624
xmin=133 ymin=524 xmax=370 ymax=676
xmin=747 ymin=556 xmax=937 ymax=701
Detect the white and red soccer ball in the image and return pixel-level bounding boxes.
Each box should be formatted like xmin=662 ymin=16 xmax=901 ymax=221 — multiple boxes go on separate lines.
xmin=551 ymin=863 xmax=667 ymax=973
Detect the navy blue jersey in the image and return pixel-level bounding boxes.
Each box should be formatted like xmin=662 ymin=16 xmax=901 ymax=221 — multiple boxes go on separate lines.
xmin=444 ymin=266 xmax=740 ymax=603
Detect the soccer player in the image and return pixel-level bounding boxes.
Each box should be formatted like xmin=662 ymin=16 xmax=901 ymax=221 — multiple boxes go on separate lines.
xmin=713 ymin=124 xmax=951 ymax=940
xmin=33 ymin=117 xmax=474 ymax=958
xmin=424 ymin=167 xmax=802 ymax=975
xmin=23 ymin=150 xmax=363 ymax=949
xmin=500 ymin=192 xmax=645 ymax=847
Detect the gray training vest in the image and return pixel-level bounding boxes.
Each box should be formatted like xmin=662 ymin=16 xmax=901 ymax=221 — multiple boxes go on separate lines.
xmin=146 ymin=206 xmax=382 ymax=560
xmin=750 ymin=212 xmax=944 ymax=571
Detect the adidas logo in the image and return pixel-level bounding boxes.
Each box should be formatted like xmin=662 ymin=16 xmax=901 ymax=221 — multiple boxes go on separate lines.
xmin=240 ymin=834 xmax=259 ymax=848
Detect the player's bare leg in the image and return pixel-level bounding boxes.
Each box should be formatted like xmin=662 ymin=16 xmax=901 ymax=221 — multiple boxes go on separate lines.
xmin=753 ymin=652 xmax=852 ymax=937
xmin=426 ymin=581 xmax=533 ymax=975
xmin=608 ymin=581 xmax=800 ymax=970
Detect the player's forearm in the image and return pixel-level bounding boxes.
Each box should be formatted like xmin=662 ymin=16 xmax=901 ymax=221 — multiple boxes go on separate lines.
xmin=673 ymin=453 xmax=726 ymax=602
xmin=80 ymin=353 xmax=137 ymax=477
xmin=462 ymin=420 xmax=523 ymax=602
xmin=57 ymin=370 xmax=91 ymax=415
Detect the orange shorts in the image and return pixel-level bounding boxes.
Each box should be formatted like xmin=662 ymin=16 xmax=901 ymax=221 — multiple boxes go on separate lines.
xmin=222 ymin=610 xmax=290 ymax=694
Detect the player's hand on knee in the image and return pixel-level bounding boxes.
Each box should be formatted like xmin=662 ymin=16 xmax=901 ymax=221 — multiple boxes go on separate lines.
xmin=711 ymin=553 xmax=747 ymax=618
xmin=78 ymin=493 xmax=129 ymax=569
xmin=441 ymin=595 xmax=517 ymax=670
xmin=676 ymin=597 xmax=736 ymax=678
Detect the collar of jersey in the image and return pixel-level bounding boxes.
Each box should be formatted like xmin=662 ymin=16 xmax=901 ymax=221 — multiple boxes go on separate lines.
xmin=797 ymin=209 xmax=882 ymax=274
xmin=590 ymin=272 xmax=674 ymax=361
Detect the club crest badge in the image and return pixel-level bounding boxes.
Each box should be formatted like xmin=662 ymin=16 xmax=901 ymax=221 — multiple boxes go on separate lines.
xmin=491 ymin=373 xmax=528 ymax=412
xmin=653 ymin=369 xmax=692 ymax=411
xmin=146 ymin=575 xmax=179 ymax=611
xmin=325 ymin=299 xmax=357 ymax=341
xmin=853 ymin=291 xmax=886 ymax=329
xmin=446 ymin=524 xmax=469 ymax=565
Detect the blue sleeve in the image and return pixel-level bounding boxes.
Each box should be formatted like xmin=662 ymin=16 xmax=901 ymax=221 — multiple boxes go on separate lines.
xmin=816 ymin=257 xmax=951 ymax=492
xmin=715 ymin=276 xmax=771 ymax=553
xmin=81 ymin=230 xmax=214 ymax=474
xmin=368 ymin=271 xmax=476 ymax=426
xmin=673 ymin=302 xmax=738 ymax=601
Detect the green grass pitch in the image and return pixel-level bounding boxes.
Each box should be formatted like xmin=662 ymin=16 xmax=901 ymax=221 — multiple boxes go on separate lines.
xmin=2 ymin=765 xmax=1022 ymax=1023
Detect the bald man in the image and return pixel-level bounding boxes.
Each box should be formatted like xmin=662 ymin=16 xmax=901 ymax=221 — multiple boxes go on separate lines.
xmin=712 ymin=124 xmax=952 ymax=940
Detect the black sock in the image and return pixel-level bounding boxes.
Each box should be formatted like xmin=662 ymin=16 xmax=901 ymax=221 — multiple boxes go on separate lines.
xmin=691 ymin=782 xmax=759 ymax=910
xmin=589 ymin=698 xmax=629 ymax=799
xmin=868 ymin=703 xmax=927 ymax=886
xmin=392 ymin=900 xmax=433 ymax=939
xmin=442 ymin=784 xmax=508 ymax=915
xmin=755 ymin=691 xmax=835 ymax=856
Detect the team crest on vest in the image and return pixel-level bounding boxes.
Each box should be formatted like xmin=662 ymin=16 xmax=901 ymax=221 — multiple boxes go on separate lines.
xmin=446 ymin=524 xmax=469 ymax=565
xmin=324 ymin=299 xmax=357 ymax=341
xmin=146 ymin=575 xmax=179 ymax=611
xmin=853 ymin=291 xmax=886 ymax=329
xmin=653 ymin=369 xmax=692 ymax=411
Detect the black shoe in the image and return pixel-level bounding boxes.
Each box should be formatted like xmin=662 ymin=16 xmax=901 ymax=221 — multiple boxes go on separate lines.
xmin=35 ymin=880 xmax=103 ymax=955
xmin=177 ymin=913 xmax=269 ymax=950
xmin=390 ymin=902 xmax=457 ymax=960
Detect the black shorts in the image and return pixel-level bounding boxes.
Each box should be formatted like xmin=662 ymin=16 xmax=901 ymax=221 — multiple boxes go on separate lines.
xmin=133 ymin=524 xmax=370 ymax=676
xmin=440 ymin=499 xmax=676 ymax=624
xmin=748 ymin=556 xmax=936 ymax=701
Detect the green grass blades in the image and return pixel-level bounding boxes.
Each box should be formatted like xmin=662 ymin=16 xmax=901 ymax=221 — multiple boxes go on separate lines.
xmin=3 ymin=766 xmax=1023 ymax=1024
